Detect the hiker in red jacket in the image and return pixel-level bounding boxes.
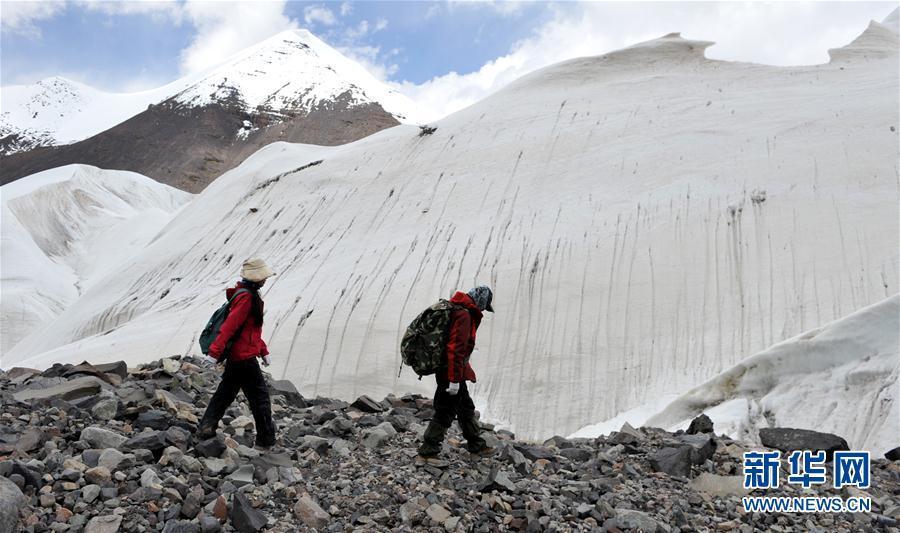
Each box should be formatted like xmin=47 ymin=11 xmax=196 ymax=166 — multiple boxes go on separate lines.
xmin=198 ymin=258 xmax=277 ymax=449
xmin=417 ymin=285 xmax=496 ymax=466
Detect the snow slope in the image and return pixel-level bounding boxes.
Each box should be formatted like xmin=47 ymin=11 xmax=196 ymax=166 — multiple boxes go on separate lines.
xmin=0 ymin=165 xmax=191 ymax=355
xmin=4 ymin=18 xmax=898 ymax=441
xmin=0 ymin=30 xmax=416 ymax=154
xmin=642 ymin=295 xmax=898 ymax=457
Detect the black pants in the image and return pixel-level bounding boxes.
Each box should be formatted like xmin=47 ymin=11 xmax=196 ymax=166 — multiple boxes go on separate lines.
xmin=198 ymin=358 xmax=276 ymax=447
xmin=419 ymin=376 xmax=486 ymax=455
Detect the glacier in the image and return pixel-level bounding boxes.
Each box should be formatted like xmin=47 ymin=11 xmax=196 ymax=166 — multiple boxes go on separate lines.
xmin=0 ymin=165 xmax=191 ymax=353
xmin=3 ymin=21 xmax=898 ymax=445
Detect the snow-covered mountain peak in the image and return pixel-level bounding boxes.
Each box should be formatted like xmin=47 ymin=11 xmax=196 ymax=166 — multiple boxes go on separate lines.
xmin=171 ymin=27 xmax=416 ymax=122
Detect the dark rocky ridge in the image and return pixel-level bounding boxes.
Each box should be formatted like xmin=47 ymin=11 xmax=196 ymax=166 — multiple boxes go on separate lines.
xmin=0 ymin=92 xmax=399 ymax=193
xmin=1 ymin=357 xmax=898 ymax=532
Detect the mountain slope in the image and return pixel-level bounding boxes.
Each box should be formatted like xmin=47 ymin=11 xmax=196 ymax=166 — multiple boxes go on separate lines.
xmin=0 ymin=30 xmax=416 ymax=192
xmin=4 ymin=19 xmax=898 ymax=441
xmin=0 ymin=165 xmax=191 ymax=354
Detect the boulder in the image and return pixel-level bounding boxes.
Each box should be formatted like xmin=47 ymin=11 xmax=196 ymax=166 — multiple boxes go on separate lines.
xmin=426 ymin=503 xmax=451 ymax=523
xmin=84 ymin=515 xmax=123 ymax=533
xmin=162 ymin=520 xmax=200 ymax=533
xmin=91 ymin=397 xmax=119 ymax=420
xmin=15 ymin=427 xmax=46 ymax=453
xmin=885 ymin=446 xmax=900 ymax=461
xmin=13 ymin=376 xmax=105 ymax=402
xmin=0 ymin=476 xmax=26 ymax=532
xmin=350 ymin=395 xmax=385 ymax=413
xmin=80 ymin=426 xmax=127 ymax=449
xmin=98 ymin=448 xmax=130 ymax=470
xmin=686 ymin=414 xmax=714 ymax=435
xmin=759 ymin=428 xmax=849 ymax=459
xmin=650 ymin=446 xmax=693 ymax=478
xmin=676 ymin=434 xmax=716 ymax=464
xmin=478 ymin=466 xmax=517 ymax=493
xmin=614 ymin=509 xmax=658 ymax=533
xmin=361 ymin=422 xmax=397 ymax=449
xmin=195 ymin=436 xmax=227 ymax=458
xmin=269 ymin=379 xmax=307 ymax=408
xmin=515 ymin=444 xmax=556 ymax=462
xmin=231 ymin=492 xmax=268 ymax=533
xmin=122 ymin=430 xmax=168 ymax=453
xmin=559 ymin=447 xmax=593 ymax=462
xmin=135 ymin=410 xmax=171 ymax=430
xmin=92 ymin=360 xmax=128 ymax=380
xmin=294 ymin=495 xmax=331 ymax=529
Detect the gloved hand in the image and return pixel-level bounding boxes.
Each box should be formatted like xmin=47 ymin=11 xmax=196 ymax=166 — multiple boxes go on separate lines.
xmin=203 ymin=354 xmax=219 ymax=366
xmin=446 ymin=382 xmax=460 ymax=396
xmin=261 ymin=355 xmax=271 ymax=367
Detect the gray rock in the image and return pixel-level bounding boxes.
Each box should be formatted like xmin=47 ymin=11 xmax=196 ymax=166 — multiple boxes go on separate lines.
xmin=676 ymin=434 xmax=716 ymax=464
xmin=195 ymin=436 xmax=227 ymax=458
xmin=98 ymin=448 xmax=130 ymax=470
xmin=515 ymin=444 xmax=556 ymax=461
xmin=615 ymin=509 xmax=658 ymax=533
xmin=135 ymin=410 xmax=170 ymax=430
xmin=122 ymin=430 xmax=168 ymax=453
xmin=91 ymin=398 xmax=119 ymax=420
xmin=426 ymin=503 xmax=451 ymax=523
xmin=0 ymin=476 xmax=26 ymax=532
xmin=231 ymin=491 xmax=267 ymax=532
xmin=12 ymin=376 xmax=105 ymax=402
xmin=759 ymin=428 xmax=849 ymax=459
xmin=141 ymin=467 xmax=163 ymax=488
xmin=300 ymin=435 xmax=331 ymax=454
xmin=479 ymin=466 xmax=517 ymax=493
xmin=361 ymin=421 xmax=397 ymax=449
xmin=886 ymin=446 xmax=900 ymax=461
xmin=269 ymin=379 xmax=307 ymax=408
xmin=162 ymin=520 xmax=200 ymax=533
xmin=81 ymin=484 xmax=101 ymax=503
xmin=80 ymin=426 xmax=127 ymax=449
xmin=686 ymin=414 xmax=714 ymax=435
xmin=200 ymin=515 xmax=222 ymax=533
xmin=84 ymin=514 xmax=123 ymax=533
xmin=92 ymin=361 xmax=128 ymax=380
xmin=350 ymin=395 xmax=384 ymax=413
xmin=650 ymin=446 xmax=693 ymax=478
xmin=165 ymin=426 xmax=192 ymax=450
xmin=294 ymin=495 xmax=331 ymax=529
xmin=15 ymin=427 xmax=47 ymax=452
xmin=320 ymin=416 xmax=354 ymax=437
xmin=560 ymin=447 xmax=592 ymax=462
xmin=203 ymin=458 xmax=229 ymax=476
xmin=227 ymin=464 xmax=256 ymax=487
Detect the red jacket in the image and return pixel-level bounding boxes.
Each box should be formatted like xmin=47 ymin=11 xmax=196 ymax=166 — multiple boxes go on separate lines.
xmin=446 ymin=291 xmax=483 ymax=383
xmin=209 ymin=283 xmax=269 ymax=362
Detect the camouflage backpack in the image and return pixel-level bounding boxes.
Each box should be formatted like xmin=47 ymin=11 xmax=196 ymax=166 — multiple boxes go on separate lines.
xmin=400 ymin=299 xmax=460 ymax=378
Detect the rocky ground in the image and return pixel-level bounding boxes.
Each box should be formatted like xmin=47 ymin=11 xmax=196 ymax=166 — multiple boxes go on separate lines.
xmin=0 ymin=357 xmax=898 ymax=532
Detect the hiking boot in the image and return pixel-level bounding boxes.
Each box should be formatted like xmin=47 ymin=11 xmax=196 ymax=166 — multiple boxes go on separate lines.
xmin=197 ymin=426 xmax=217 ymax=440
xmin=469 ymin=446 xmax=497 ymax=458
xmin=415 ymin=455 xmax=449 ymax=468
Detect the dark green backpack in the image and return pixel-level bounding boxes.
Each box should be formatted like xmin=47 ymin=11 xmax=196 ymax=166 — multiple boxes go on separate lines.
xmin=400 ymin=299 xmax=459 ymax=378
xmin=199 ymin=289 xmax=249 ymax=355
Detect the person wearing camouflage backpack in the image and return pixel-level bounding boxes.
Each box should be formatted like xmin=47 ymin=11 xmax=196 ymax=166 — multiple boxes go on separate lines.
xmin=416 ymin=285 xmax=496 ymax=466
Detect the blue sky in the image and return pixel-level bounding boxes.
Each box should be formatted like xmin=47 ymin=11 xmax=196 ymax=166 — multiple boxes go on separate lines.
xmin=2 ymin=1 xmax=896 ymax=119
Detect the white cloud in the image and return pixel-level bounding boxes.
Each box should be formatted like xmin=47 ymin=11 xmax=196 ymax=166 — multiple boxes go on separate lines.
xmin=75 ymin=0 xmax=185 ymax=22
xmin=339 ymin=2 xmax=352 ymax=17
xmin=179 ymin=1 xmax=298 ymax=74
xmin=389 ymin=2 xmax=896 ymax=122
xmin=304 ymin=5 xmax=337 ymax=27
xmin=0 ymin=0 xmax=65 ymax=38
xmin=374 ymin=18 xmax=388 ymax=32
xmin=339 ymin=45 xmax=398 ymax=81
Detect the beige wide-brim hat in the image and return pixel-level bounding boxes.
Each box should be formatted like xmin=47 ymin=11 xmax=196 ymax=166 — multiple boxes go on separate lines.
xmin=241 ymin=258 xmax=275 ymax=282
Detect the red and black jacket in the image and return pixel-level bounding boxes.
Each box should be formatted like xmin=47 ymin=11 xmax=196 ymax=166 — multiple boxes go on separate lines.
xmin=446 ymin=291 xmax=483 ymax=383
xmin=209 ymin=282 xmax=269 ymax=362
